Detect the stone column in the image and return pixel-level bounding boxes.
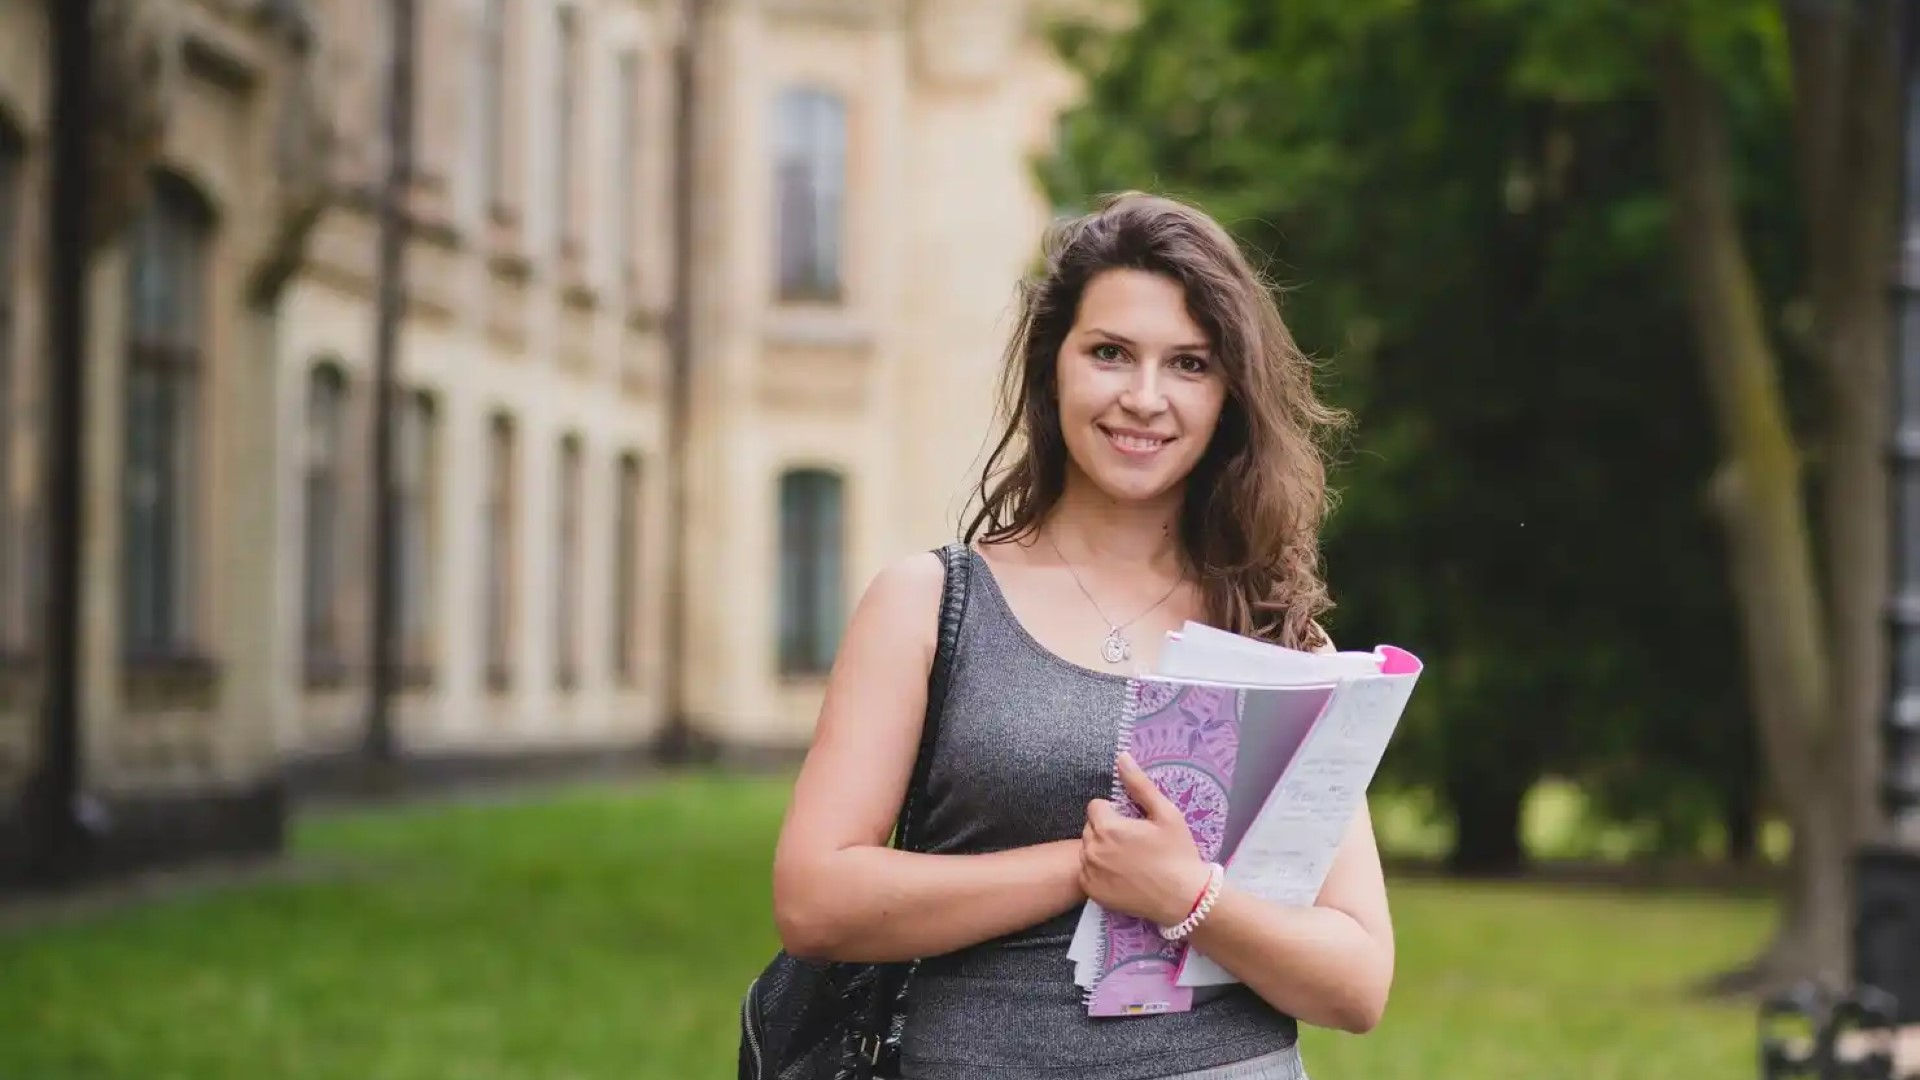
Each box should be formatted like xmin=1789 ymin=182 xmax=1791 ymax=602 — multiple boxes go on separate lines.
xmin=679 ymin=0 xmax=767 ymax=744
xmin=897 ymin=0 xmax=1059 ymax=549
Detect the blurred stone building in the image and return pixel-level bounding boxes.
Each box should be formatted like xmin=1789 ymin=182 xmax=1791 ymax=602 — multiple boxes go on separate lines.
xmin=0 ymin=0 xmax=335 ymax=877
xmin=285 ymin=0 xmax=1077 ymax=765
xmin=1 ymin=0 xmax=1079 ymax=878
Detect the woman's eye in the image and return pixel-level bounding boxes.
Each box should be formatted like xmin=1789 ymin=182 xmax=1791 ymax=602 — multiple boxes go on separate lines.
xmin=1172 ymin=354 xmax=1209 ymax=374
xmin=1092 ymin=343 xmax=1126 ymax=363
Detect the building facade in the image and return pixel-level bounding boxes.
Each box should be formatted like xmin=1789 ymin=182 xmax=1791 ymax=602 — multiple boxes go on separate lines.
xmin=677 ymin=0 xmax=1079 ymax=745
xmin=281 ymin=0 xmax=1082 ymax=765
xmin=0 ymin=0 xmax=1082 ymax=878
xmin=0 ymin=0 xmax=331 ymax=879
xmin=281 ymin=0 xmax=687 ymax=768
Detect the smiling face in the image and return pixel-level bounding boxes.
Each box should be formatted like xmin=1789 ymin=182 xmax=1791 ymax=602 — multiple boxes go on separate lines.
xmin=1055 ymin=268 xmax=1229 ymax=508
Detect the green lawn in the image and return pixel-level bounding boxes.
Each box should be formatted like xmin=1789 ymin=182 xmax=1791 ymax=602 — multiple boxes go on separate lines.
xmin=0 ymin=775 xmax=1773 ymax=1080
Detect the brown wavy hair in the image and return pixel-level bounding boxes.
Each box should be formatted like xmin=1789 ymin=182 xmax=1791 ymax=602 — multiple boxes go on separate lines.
xmin=962 ymin=192 xmax=1350 ymax=650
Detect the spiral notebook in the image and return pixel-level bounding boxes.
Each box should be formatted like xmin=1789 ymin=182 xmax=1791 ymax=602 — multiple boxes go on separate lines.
xmin=1069 ymin=625 xmax=1422 ymax=1017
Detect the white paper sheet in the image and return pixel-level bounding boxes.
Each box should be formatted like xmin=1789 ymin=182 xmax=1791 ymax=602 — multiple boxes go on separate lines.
xmin=1159 ymin=623 xmax=1384 ymax=685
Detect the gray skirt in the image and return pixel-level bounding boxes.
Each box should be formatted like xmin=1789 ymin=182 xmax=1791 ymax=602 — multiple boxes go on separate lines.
xmin=1154 ymin=1045 xmax=1309 ymax=1080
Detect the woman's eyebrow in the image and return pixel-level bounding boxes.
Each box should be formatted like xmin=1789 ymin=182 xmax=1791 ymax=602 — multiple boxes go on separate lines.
xmin=1084 ymin=327 xmax=1211 ymax=353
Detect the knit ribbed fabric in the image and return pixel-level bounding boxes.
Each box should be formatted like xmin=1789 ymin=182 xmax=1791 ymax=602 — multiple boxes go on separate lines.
xmin=898 ymin=549 xmax=1303 ymax=1080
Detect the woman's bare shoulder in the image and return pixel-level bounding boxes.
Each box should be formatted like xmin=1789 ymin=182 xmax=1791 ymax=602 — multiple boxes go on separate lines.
xmin=851 ymin=548 xmax=953 ymax=649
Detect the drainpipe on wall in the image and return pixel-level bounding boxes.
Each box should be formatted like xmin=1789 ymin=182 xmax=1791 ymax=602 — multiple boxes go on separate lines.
xmin=25 ymin=0 xmax=93 ymax=886
xmin=365 ymin=0 xmax=416 ymax=771
xmin=659 ymin=0 xmax=706 ymax=765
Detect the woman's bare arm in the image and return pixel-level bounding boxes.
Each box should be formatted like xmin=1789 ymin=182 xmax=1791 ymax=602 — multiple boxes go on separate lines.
xmin=771 ymin=552 xmax=1086 ymax=963
xmin=1184 ymin=802 xmax=1395 ymax=1033
xmin=1190 ymin=630 xmax=1395 ymax=1031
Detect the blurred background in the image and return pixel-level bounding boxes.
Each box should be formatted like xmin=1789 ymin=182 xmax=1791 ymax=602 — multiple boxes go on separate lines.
xmin=4 ymin=0 xmax=1920 ymax=1077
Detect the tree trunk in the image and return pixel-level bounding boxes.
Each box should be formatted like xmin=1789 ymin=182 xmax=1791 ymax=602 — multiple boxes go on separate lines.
xmin=1821 ymin=314 xmax=1892 ymax=847
xmin=1798 ymin=0 xmax=1901 ymax=853
xmin=1656 ymin=41 xmax=1846 ymax=986
xmin=1444 ymin=769 xmax=1528 ymax=877
xmin=1711 ymin=776 xmax=1857 ymax=993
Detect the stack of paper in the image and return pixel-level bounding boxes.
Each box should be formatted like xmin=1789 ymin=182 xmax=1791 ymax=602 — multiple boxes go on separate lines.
xmin=1068 ymin=623 xmax=1422 ymax=1017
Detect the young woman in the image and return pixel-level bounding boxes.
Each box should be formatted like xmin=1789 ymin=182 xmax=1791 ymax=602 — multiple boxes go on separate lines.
xmin=771 ymin=193 xmax=1393 ymax=1080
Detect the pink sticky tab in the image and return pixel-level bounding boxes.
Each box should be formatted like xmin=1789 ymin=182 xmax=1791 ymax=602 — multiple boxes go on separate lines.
xmin=1376 ymin=645 xmax=1422 ymax=676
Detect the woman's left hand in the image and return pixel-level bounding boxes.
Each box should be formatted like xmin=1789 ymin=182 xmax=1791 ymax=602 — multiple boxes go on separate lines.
xmin=1080 ymin=752 xmax=1213 ymax=928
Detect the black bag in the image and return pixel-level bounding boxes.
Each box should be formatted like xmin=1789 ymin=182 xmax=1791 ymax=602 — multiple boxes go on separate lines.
xmin=738 ymin=543 xmax=973 ymax=1080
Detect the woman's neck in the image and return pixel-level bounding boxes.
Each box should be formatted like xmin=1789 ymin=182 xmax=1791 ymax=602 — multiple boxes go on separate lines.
xmin=1042 ymin=474 xmax=1187 ymax=577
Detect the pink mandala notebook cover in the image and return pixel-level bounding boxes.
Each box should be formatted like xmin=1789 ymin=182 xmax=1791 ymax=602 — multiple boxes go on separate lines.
xmin=1079 ymin=645 xmax=1422 ymax=1017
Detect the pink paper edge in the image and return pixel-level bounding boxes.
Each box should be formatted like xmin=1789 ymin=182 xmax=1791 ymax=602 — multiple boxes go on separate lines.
xmin=1376 ymin=644 xmax=1422 ymax=676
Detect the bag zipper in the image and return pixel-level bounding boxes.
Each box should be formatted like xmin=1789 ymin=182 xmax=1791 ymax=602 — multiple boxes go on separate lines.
xmin=742 ymin=976 xmax=765 ymax=1079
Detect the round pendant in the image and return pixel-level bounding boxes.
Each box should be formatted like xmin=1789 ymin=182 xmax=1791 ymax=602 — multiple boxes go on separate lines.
xmin=1102 ymin=630 xmax=1131 ymax=665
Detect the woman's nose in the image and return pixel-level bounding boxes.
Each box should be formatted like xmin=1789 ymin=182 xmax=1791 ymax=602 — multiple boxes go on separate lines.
xmin=1120 ymin=365 xmax=1169 ymax=416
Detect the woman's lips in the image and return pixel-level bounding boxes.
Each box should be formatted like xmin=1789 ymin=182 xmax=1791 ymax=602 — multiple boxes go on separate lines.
xmin=1100 ymin=425 xmax=1175 ymax=457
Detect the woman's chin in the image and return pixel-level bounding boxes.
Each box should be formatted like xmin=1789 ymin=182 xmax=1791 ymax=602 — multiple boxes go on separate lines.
xmin=1083 ymin=467 xmax=1186 ymax=507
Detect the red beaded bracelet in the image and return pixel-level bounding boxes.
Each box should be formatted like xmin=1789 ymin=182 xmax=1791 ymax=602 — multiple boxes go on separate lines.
xmin=1162 ymin=863 xmax=1225 ymax=942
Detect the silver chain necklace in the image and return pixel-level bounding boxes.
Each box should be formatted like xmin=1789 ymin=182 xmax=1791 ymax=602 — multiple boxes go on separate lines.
xmin=1043 ymin=532 xmax=1182 ymax=665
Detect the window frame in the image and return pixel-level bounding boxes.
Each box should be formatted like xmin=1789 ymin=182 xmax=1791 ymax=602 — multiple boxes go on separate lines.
xmin=121 ymin=172 xmax=214 ymax=665
xmin=302 ymin=363 xmax=350 ymax=686
xmin=478 ymin=0 xmax=508 ymax=214
xmin=614 ymin=48 xmax=641 ymax=286
xmin=612 ymin=452 xmax=641 ymax=684
xmin=777 ymin=468 xmax=846 ymax=677
xmin=483 ymin=411 xmax=516 ymax=690
xmin=772 ymin=87 xmax=848 ymax=304
xmin=555 ymin=433 xmax=584 ymax=689
xmin=392 ymin=389 xmax=439 ymax=683
xmin=555 ymin=3 xmax=581 ymax=260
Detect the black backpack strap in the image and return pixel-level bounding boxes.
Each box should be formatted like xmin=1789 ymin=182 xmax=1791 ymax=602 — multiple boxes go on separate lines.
xmin=849 ymin=544 xmax=971 ymax=1076
xmin=892 ymin=542 xmax=971 ymax=853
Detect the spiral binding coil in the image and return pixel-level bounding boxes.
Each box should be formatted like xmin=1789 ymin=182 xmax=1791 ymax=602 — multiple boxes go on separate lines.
xmin=1082 ymin=677 xmax=1146 ymax=1008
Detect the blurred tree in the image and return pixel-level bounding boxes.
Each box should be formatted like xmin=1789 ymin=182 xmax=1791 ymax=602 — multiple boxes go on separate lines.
xmin=1042 ymin=0 xmax=1758 ymax=877
xmin=1493 ymin=0 xmax=1897 ymax=991
xmin=1654 ymin=2 xmax=1895 ymax=991
xmin=1044 ymin=0 xmax=1890 ymax=989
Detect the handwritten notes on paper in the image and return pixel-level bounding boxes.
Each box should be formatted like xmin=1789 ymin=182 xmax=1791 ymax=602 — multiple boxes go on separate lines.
xmin=1174 ymin=671 xmax=1418 ymax=988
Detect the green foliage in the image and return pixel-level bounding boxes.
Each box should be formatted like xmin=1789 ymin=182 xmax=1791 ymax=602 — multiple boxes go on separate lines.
xmin=1043 ymin=0 xmax=1788 ymax=868
xmin=0 ymin=778 xmax=1773 ymax=1080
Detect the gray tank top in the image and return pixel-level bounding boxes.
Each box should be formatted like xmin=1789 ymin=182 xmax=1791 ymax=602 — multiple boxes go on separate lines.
xmin=898 ymin=549 xmax=1300 ymax=1080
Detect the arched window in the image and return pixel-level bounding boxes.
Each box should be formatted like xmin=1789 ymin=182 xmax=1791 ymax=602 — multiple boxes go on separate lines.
xmin=778 ymin=468 xmax=845 ymax=675
xmin=303 ymin=363 xmax=349 ymax=683
xmin=123 ymin=171 xmax=215 ymax=659
xmin=772 ymin=87 xmax=846 ymax=302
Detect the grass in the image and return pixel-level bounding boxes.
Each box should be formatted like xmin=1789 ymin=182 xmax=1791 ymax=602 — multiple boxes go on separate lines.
xmin=0 ymin=775 xmax=1774 ymax=1080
